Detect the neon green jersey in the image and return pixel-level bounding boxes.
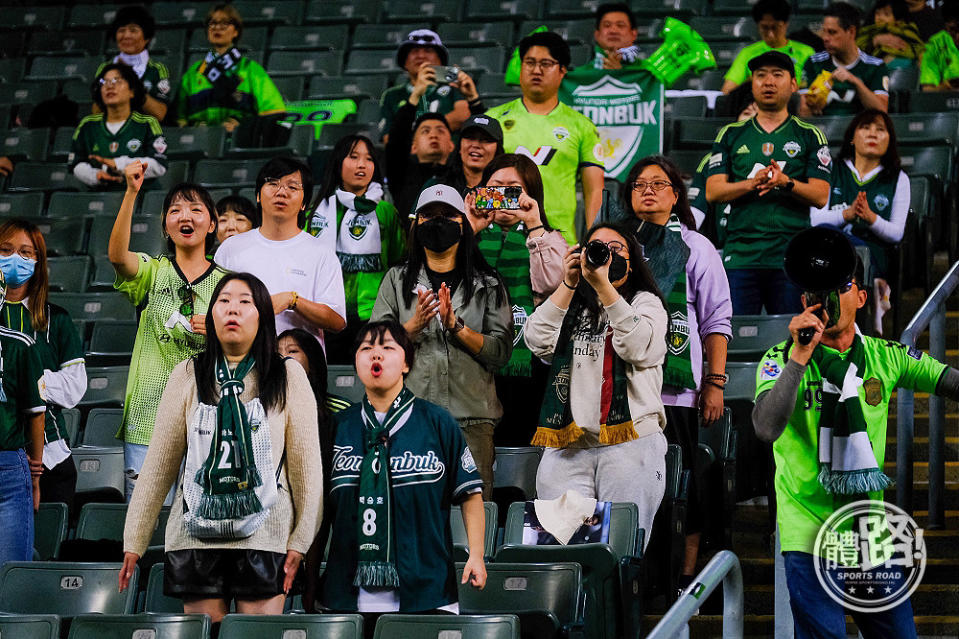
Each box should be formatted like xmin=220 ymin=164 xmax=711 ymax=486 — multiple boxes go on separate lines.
xmin=755 ymin=335 xmax=947 ymax=554
xmin=486 ymin=98 xmax=603 ymax=243
xmin=177 ymin=55 xmax=285 ymax=126
xmin=919 ymin=30 xmax=959 ymax=88
xmin=724 ymin=40 xmax=815 ymax=87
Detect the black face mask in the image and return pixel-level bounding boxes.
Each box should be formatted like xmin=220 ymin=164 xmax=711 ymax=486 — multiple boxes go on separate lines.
xmin=608 ymin=253 xmax=629 ymax=283
xmin=418 ymin=217 xmax=461 ymax=252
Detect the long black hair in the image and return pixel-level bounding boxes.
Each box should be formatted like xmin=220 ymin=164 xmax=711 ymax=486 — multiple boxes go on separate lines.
xmin=195 ymin=272 xmax=288 ymax=411
xmin=575 ymin=222 xmax=665 ymax=333
xmin=315 ymin=134 xmax=384 ymax=203
xmin=622 ymin=155 xmax=697 ymax=229
xmin=400 ymin=200 xmax=506 ymax=307
xmin=838 ymin=108 xmax=901 ymax=180
xmin=480 ymin=153 xmax=553 ymax=231
xmin=278 ymin=327 xmax=330 ymax=424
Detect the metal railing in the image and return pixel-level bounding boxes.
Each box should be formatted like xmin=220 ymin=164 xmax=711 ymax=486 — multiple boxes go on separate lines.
xmin=897 ymin=259 xmax=959 ymax=529
xmin=646 ymin=550 xmax=743 ymax=639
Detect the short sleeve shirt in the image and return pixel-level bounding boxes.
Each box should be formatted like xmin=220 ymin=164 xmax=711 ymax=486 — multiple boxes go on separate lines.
xmin=800 ymin=50 xmax=889 ymax=116
xmin=724 ymin=40 xmax=816 ymax=88
xmin=115 ymin=255 xmax=226 ymax=445
xmin=707 ymin=115 xmax=831 ymax=269
xmin=379 ymin=82 xmax=465 ymax=139
xmin=755 ymin=336 xmax=947 ymax=554
xmin=919 ymin=30 xmax=959 ymax=88
xmin=69 ymin=113 xmax=168 ymax=172
xmin=177 ymin=55 xmax=285 ymax=126
xmin=485 ymin=98 xmax=603 ymax=243
xmin=0 ymin=328 xmax=46 ymax=451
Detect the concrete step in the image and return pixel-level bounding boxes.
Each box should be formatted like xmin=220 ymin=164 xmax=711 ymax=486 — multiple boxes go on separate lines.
xmin=884 ymin=461 xmax=959 ymax=483
xmin=886 ymin=437 xmax=959 ymax=462
xmin=641 ymin=614 xmax=959 ymax=639
xmin=892 ymin=483 xmax=959 ymax=512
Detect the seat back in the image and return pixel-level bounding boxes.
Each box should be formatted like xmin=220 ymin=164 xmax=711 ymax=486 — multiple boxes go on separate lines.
xmin=194 ymin=159 xmax=263 ymax=189
xmin=0 ymin=128 xmax=48 ymax=162
xmin=34 ymin=502 xmax=69 ymax=560
xmin=450 ymin=501 xmax=497 ymax=560
xmin=80 ymin=407 xmax=124 ymax=447
xmin=458 ymin=561 xmax=582 ymax=628
xmin=502 ymin=501 xmax=640 ymax=557
xmin=48 ymin=256 xmax=91 ymax=293
xmin=725 ymin=361 xmax=758 ymax=402
xmin=0 ymin=192 xmax=44 ymax=218
xmin=88 ymin=215 xmax=165 ymax=257
xmin=326 ymin=364 xmax=365 ymax=404
xmin=373 ymin=614 xmax=520 ymax=639
xmin=36 ymin=217 xmax=88 ymax=256
xmin=50 ymin=293 xmax=134 ymax=323
xmin=144 ymin=563 xmax=182 ymax=614
xmin=61 ymin=408 xmax=81 ymax=445
xmin=68 ymin=614 xmax=210 ymax=639
xmin=267 ymin=51 xmax=343 ymax=77
xmin=72 ymin=447 xmax=125 ymax=497
xmin=76 ymin=502 xmax=169 ymax=546
xmin=491 ymin=447 xmax=541 ymax=499
xmin=220 ymin=613 xmax=364 ymax=639
xmin=728 ymin=314 xmax=791 ymax=360
xmin=0 ymin=562 xmax=137 ymax=616
xmin=9 ymin=163 xmax=79 ymax=193
xmin=0 ymin=613 xmax=60 ymax=639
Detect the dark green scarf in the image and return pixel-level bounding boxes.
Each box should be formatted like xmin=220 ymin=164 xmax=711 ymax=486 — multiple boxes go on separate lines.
xmin=354 ymin=386 xmax=415 ymax=588
xmin=477 ymin=223 xmax=534 ymax=377
xmin=532 ymin=297 xmax=636 ymax=448
xmin=194 ymin=354 xmax=262 ymax=519
xmin=635 ymin=216 xmax=695 ymax=389
xmin=812 ymin=334 xmax=892 ymax=494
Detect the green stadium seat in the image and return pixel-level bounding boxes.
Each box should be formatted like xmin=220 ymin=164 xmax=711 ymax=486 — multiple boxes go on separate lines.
xmin=518 ymin=19 xmax=591 ymax=45
xmin=232 ymin=1 xmax=304 ymax=26
xmin=304 ymin=0 xmax=381 ymax=24
xmin=326 ymin=364 xmax=364 ymax=403
xmin=3 ymin=32 xmax=27 ymax=59
xmin=76 ymin=502 xmax=169 ymax=546
xmin=0 ymin=192 xmax=44 ymax=218
xmin=674 ymin=118 xmax=725 ymax=149
xmin=187 ymin=26 xmax=268 ymax=53
xmin=266 ymin=51 xmax=343 ymax=78
xmin=80 ymin=407 xmax=124 ymax=448
xmin=87 ymin=320 xmax=137 ymax=363
xmin=728 ymin=314 xmax=792 ymax=360
xmin=270 ymin=25 xmax=348 ymax=52
xmin=220 ymin=613 xmax=364 ymax=639
xmin=0 ymin=128 xmax=47 ymax=162
xmin=465 ymin=0 xmax=540 ymax=21
xmin=373 ymin=614 xmax=520 ymax=639
xmin=899 ymin=145 xmax=954 ymax=186
xmin=34 ymin=502 xmax=69 ymax=561
xmin=386 ymin=1 xmax=461 ymax=22
xmin=0 ymin=613 xmax=60 ymax=639
xmin=698 ymin=407 xmax=737 ymax=548
xmin=149 ymin=29 xmax=189 ymax=57
xmin=0 ymin=105 xmax=11 ymax=131
xmin=144 ymin=563 xmax=182 ymax=614
xmin=226 ymin=124 xmax=313 ymax=158
xmin=725 ymin=361 xmax=757 ymax=402
xmin=48 ymin=191 xmax=124 ymax=218
xmin=707 ymin=42 xmax=748 ymax=69
xmin=73 ymin=446 xmax=125 ymax=497
xmin=352 ymin=24 xmax=422 ymax=50
xmin=0 ymin=562 xmax=137 ymax=616
xmin=34 ymin=217 xmax=88 ymax=256
xmin=0 ymin=81 xmax=57 ymax=108
xmin=151 ymin=52 xmax=185 ymax=77
xmin=354 ymin=100 xmax=383 ymax=128
xmin=50 ymin=292 xmax=134 ymax=323
xmin=68 ymin=614 xmax=209 ymax=639
xmin=27 ymin=31 xmax=105 ymax=56
xmin=145 ymin=160 xmax=190 ymax=193
xmin=477 ymin=73 xmax=522 ymax=97
xmin=48 ymin=256 xmax=91 ymax=293
xmin=152 ymin=2 xmax=206 ymax=28
xmin=0 ymin=58 xmax=27 ymax=83
xmin=492 ymin=447 xmax=541 ymax=500
xmin=888 ymin=65 xmax=918 ymax=93
xmin=634 ymin=0 xmax=707 ymax=17
xmin=161 ymin=127 xmax=226 ymax=161
xmin=890 ymin=112 xmax=959 ymax=148
xmin=711 ymin=0 xmax=754 ymax=15
xmin=62 ymin=408 xmax=82 ymax=445
xmin=441 ymin=22 xmax=512 ymax=48
xmin=667 ymin=150 xmax=708 ymax=176
xmin=449 ymin=46 xmax=506 ymax=74
xmin=688 ymin=16 xmax=758 ymax=41
xmin=88 ymin=258 xmax=119 ymax=291
xmin=79 ymin=366 xmax=129 ymax=407
xmin=906 ymin=90 xmax=959 ymax=113
xmin=8 ymin=163 xmax=81 ymax=194
xmin=3 ymin=6 xmax=66 ymax=31
xmin=194 ymin=158 xmax=263 ymax=189
xmin=805 ymin=116 xmax=853 ymax=143
xmin=87 ymin=214 xmax=166 ymax=258
xmin=48 ymin=127 xmax=76 ymax=163
xmin=27 ymin=56 xmax=100 ymax=82
xmin=67 ymin=4 xmax=122 ymax=30
xmin=450 ymin=501 xmax=498 ymax=561
xmin=664 ymin=96 xmax=708 ymax=119
xmin=345 ymin=50 xmax=401 ymax=76
xmin=671 ymin=68 xmax=726 ymax=92
xmin=317 ymin=123 xmax=380 ymax=150
xmin=547 ymin=0 xmax=606 ymax=19
xmin=308 ymin=75 xmax=387 ymax=100
xmin=272 ymin=76 xmax=305 ymax=102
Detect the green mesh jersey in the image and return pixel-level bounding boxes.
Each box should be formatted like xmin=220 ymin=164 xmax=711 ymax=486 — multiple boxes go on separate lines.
xmin=707 ymin=115 xmax=831 ymax=269
xmin=724 ymin=40 xmax=816 ymax=87
xmin=0 ymin=327 xmax=45 ymax=451
xmin=486 ymin=98 xmax=604 ymax=243
xmin=1 ymin=302 xmax=84 ymax=445
xmin=755 ymin=336 xmax=947 ymax=554
xmin=177 ymin=55 xmax=285 ymax=126
xmin=69 ymin=112 xmax=168 ymax=171
xmin=115 ymin=255 xmax=227 ymax=445
xmin=801 ymin=50 xmax=890 ymax=116
xmin=919 ymin=30 xmax=959 ymax=87
xmin=379 ymin=82 xmax=465 ymax=139
xmin=97 ymin=58 xmax=173 ymax=105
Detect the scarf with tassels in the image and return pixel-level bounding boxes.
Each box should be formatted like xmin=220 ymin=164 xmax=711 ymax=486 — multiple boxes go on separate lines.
xmin=532 ymin=297 xmax=636 ymax=448
xmin=193 ymin=354 xmax=263 ymax=519
xmin=812 ymin=334 xmax=893 ymax=495
xmin=354 ymin=386 xmax=415 ymax=588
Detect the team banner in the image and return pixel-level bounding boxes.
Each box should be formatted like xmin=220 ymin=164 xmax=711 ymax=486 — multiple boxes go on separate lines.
xmin=559 ymin=67 xmax=664 ymax=181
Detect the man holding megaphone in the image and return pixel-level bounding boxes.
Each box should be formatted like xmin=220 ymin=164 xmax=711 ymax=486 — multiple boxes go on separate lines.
xmin=752 ymin=227 xmax=959 ymax=638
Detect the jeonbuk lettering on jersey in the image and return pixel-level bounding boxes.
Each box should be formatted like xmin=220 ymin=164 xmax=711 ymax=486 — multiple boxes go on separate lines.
xmin=559 ymin=67 xmax=664 ymax=180
xmin=330 ymin=444 xmax=446 ymax=488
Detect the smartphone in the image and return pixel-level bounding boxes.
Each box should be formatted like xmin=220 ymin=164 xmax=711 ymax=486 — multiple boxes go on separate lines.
xmin=474 ymin=186 xmax=522 ymax=211
xmin=431 ymin=65 xmax=461 ymax=84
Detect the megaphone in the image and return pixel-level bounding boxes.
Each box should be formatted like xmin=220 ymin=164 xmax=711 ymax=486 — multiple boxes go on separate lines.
xmin=783 ymin=227 xmax=857 ymax=345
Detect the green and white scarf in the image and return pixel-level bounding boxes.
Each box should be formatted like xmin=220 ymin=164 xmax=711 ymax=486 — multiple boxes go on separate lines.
xmin=312 ymin=183 xmax=384 ymax=273
xmin=202 ymin=47 xmax=243 ymax=100
xmin=635 ymin=215 xmax=696 ymax=389
xmin=354 ymin=386 xmax=415 ymax=588
xmin=813 ymin=334 xmax=893 ymax=495
xmin=193 ymin=354 xmax=263 ymax=519
xmin=477 ymin=223 xmax=534 ymax=378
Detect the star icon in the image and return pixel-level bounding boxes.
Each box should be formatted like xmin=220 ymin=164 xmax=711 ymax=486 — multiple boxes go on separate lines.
xmin=884 ymin=586 xmax=893 ymax=594
xmin=848 ymin=586 xmax=857 ymax=594
xmin=866 ymin=586 xmax=874 ymax=594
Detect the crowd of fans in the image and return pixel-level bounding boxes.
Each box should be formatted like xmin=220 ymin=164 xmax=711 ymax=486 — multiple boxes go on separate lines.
xmin=2 ymin=1 xmax=959 ymax=637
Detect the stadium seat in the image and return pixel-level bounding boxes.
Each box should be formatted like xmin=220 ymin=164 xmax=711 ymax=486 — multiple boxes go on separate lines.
xmin=48 ymin=191 xmax=125 ymax=218
xmin=271 ymin=76 xmax=305 ymax=102
xmin=152 ymin=52 xmax=185 ymax=77
xmin=464 ymin=0 xmax=540 ymax=21
xmin=152 ymin=2 xmax=206 ymax=28
xmin=270 ymin=25 xmax=348 ymax=52
xmin=304 ymin=0 xmax=382 ymax=24
xmin=352 ymin=24 xmax=421 ymax=50
xmin=27 ymin=56 xmax=100 ymax=82
xmin=34 ymin=502 xmax=69 ymax=561
xmin=87 ymin=258 xmax=119 ymax=292
xmin=76 ymin=502 xmax=169 ymax=546
xmin=492 ymin=447 xmax=541 ymax=501
xmin=671 ymin=69 xmax=726 ymax=92
xmin=543 ymin=0 xmax=602 ymax=19
xmin=0 ymin=192 xmax=44 ymax=219
xmin=48 ymin=256 xmax=91 ymax=293
xmin=0 ymin=128 xmax=48 ymax=162
xmin=326 ymin=364 xmax=365 ymax=404
xmin=35 ymin=217 xmax=88 ymax=256
xmin=906 ymin=90 xmax=959 ymax=113
xmin=0 ymin=58 xmax=27 ymax=83
xmin=673 ymin=118 xmax=726 ymax=149
xmin=728 ymin=314 xmax=791 ymax=360
xmin=145 ymin=160 xmax=190 ymax=193
xmin=0 ymin=81 xmax=57 ymax=109
xmin=160 ymin=127 xmax=226 ymax=161
xmin=87 ymin=320 xmax=137 ymax=364
xmin=345 ymin=50 xmax=400 ymax=76
xmin=67 ymin=4 xmax=122 ymax=29
xmin=149 ymin=29 xmax=189 ymax=57
xmin=226 ymin=124 xmax=314 ymax=158
xmin=664 ymin=96 xmax=708 ymax=119
xmin=805 ymin=116 xmax=853 ymax=143
xmin=68 ymin=614 xmax=210 ymax=639
xmin=47 ymin=128 xmax=76 ymax=163
xmin=0 ymin=614 xmax=60 ymax=639
xmin=144 ymin=564 xmax=181 ymax=614
xmin=87 ymin=215 xmax=166 ymax=258
xmin=725 ymin=361 xmax=758 ymax=402
xmin=51 ymin=292 xmax=134 ymax=323
xmin=890 ymin=112 xmax=959 ymax=148
xmin=220 ymin=613 xmax=364 ymax=639
xmin=373 ymin=614 xmax=520 ymax=639
xmin=698 ymin=408 xmax=738 ymax=548
xmin=62 ymin=408 xmax=82 ymax=444
xmin=72 ymin=446 xmax=125 ymax=498
xmin=80 ymin=407 xmax=124 ymax=447
xmin=27 ymin=31 xmax=105 ymax=57
xmin=442 ymin=22 xmax=512 ymax=48
xmin=0 ymin=562 xmax=137 ymax=616
xmin=898 ymin=145 xmax=954 ymax=186
xmin=194 ymin=159 xmax=263 ymax=189
xmin=708 ymin=42 xmax=748 ymax=69
xmin=688 ymin=16 xmax=758 ymax=41
xmin=79 ymin=366 xmax=129 ymax=406
xmin=888 ymin=65 xmax=918 ymax=93
xmin=232 ymin=1 xmax=304 ymax=26
xmin=449 ymin=46 xmax=506 ymax=74
xmin=186 ymin=25 xmax=266 ymax=52
xmin=634 ymin=0 xmax=707 ymax=17
xmin=8 ymin=163 xmax=81 ymax=194
xmin=4 ymin=6 xmax=66 ymax=31
xmin=385 ymin=1 xmax=460 ymax=23
xmin=308 ymin=75 xmax=387 ymax=100
xmin=450 ymin=501 xmax=498 ymax=561
xmin=711 ymin=0 xmax=755 ymax=15
xmin=354 ymin=100 xmax=383 ymax=128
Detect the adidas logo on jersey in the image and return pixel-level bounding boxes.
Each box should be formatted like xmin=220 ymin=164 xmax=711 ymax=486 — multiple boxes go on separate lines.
xmin=736 ymin=145 xmax=750 ymax=154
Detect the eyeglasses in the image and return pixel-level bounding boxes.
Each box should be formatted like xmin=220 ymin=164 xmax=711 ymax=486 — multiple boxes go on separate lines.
xmin=99 ymin=77 xmax=127 ymax=87
xmin=178 ymin=284 xmax=195 ymax=318
xmin=521 ymin=58 xmax=561 ymax=72
xmin=262 ymin=179 xmax=303 ymax=194
xmin=207 ymin=19 xmax=235 ymax=29
xmin=839 ymin=280 xmax=857 ymax=294
xmin=631 ymin=180 xmax=673 ymax=192
xmin=0 ymin=246 xmax=36 ymax=260
xmin=601 ymin=240 xmax=627 ymax=256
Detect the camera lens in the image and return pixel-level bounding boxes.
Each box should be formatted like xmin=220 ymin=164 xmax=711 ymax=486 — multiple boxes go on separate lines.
xmin=584 ymin=240 xmax=610 ymax=267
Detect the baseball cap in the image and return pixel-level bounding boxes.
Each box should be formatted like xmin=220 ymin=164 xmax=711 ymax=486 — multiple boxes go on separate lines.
xmin=460 ymin=115 xmax=503 ymax=143
xmin=747 ymin=51 xmax=796 ymax=77
xmin=396 ymin=29 xmax=449 ymax=67
xmin=415 ymin=184 xmax=465 ymax=213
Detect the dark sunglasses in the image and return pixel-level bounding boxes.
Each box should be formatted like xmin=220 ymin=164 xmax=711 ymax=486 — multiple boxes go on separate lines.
xmin=178 ymin=284 xmax=195 ymax=317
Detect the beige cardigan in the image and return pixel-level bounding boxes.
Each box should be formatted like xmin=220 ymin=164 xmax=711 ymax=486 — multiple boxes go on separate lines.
xmin=123 ymin=358 xmax=322 ymax=557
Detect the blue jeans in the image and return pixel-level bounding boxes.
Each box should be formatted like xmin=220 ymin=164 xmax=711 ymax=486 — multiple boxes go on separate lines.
xmin=783 ymin=551 xmax=917 ymax=639
xmin=0 ymin=449 xmax=34 ymax=565
xmin=726 ymin=268 xmax=803 ymax=315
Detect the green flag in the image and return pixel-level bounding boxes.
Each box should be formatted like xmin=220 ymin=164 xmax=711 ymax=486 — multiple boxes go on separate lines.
xmin=282 ymin=99 xmax=358 ymax=140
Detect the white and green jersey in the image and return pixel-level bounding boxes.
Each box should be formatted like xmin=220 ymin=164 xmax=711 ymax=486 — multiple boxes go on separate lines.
xmin=724 ymin=40 xmax=816 ymax=88
xmin=756 ymin=335 xmax=947 ymax=554
xmin=800 ymin=50 xmax=889 ymax=116
xmin=69 ymin=112 xmax=168 ymax=171
xmin=115 ymin=255 xmax=227 ymax=445
xmin=707 ymin=115 xmax=831 ymax=269
xmin=486 ymin=98 xmax=603 ymax=243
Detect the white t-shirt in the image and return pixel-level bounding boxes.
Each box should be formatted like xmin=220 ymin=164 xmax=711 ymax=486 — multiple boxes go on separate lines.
xmin=214 ymin=229 xmax=346 ymax=346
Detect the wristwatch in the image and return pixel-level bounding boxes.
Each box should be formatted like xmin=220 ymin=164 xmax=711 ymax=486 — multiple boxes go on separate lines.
xmin=782 ymin=178 xmax=795 ymax=192
xmin=449 ymin=316 xmax=466 ymax=334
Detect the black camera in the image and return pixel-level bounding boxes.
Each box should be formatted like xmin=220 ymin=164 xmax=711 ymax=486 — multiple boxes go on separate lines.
xmin=584 ymin=240 xmax=610 ymax=267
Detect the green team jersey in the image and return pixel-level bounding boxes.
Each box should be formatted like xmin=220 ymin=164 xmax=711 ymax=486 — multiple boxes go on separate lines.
xmin=177 ymin=54 xmax=285 ymax=126
xmin=486 ymin=98 xmax=604 ymax=243
xmin=379 ymin=82 xmax=465 ymax=139
xmin=919 ymin=30 xmax=959 ymax=88
xmin=69 ymin=112 xmax=168 ymax=171
xmin=707 ymin=115 xmax=831 ymax=269
xmin=1 ymin=302 xmax=84 ymax=446
xmin=801 ymin=50 xmax=890 ymax=116
xmin=756 ymin=335 xmax=947 ymax=554
xmin=302 ymin=199 xmax=407 ymax=320
xmin=0 ymin=327 xmax=45 ymax=451
xmin=115 ymin=255 xmax=227 ymax=445
xmin=724 ymin=40 xmax=816 ymax=87
xmin=97 ymin=58 xmax=173 ymax=105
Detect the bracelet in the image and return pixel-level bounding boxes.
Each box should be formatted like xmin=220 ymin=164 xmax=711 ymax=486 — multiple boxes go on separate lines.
xmin=705 ymin=380 xmax=725 ymax=391
xmin=288 ymin=291 xmax=298 ymax=310
xmin=525 ymin=224 xmax=544 ymax=234
xmin=704 ymin=372 xmax=729 ymax=384
xmin=562 ymin=280 xmax=577 ymax=291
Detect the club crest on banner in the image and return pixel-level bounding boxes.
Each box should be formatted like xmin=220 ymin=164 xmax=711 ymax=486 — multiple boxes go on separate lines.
xmin=667 ymin=311 xmax=690 ymax=355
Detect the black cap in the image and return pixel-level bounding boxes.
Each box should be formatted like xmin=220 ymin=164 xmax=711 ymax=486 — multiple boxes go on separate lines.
xmin=747 ymin=51 xmax=795 ymax=77
xmin=460 ymin=115 xmax=503 ymax=143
